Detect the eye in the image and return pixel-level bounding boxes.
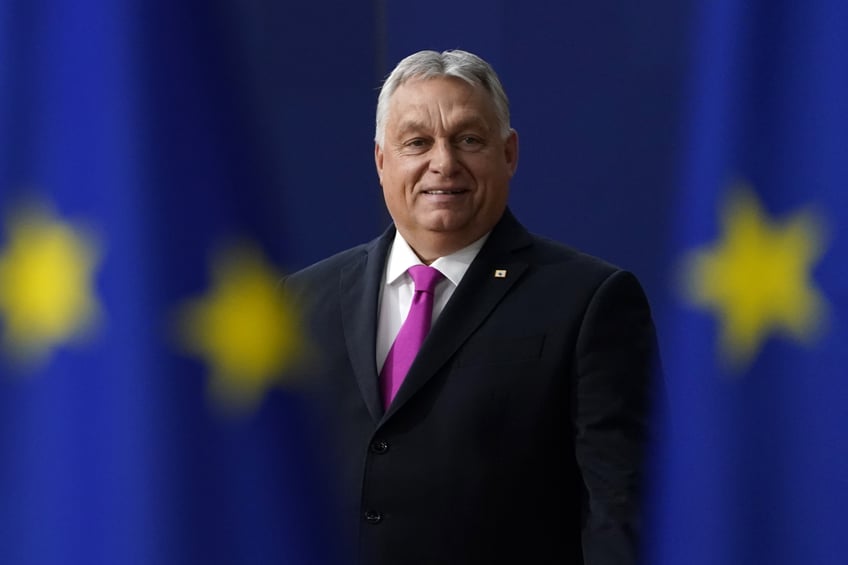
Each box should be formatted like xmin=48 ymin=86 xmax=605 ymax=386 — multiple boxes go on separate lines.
xmin=457 ymin=136 xmax=484 ymax=150
xmin=400 ymin=134 xmax=432 ymax=147
xmin=400 ymin=138 xmax=430 ymax=153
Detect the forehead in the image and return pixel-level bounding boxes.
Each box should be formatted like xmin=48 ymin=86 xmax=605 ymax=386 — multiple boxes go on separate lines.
xmin=385 ymin=76 xmax=497 ymax=130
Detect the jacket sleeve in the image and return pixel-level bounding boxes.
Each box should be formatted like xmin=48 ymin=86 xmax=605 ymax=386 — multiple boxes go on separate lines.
xmin=573 ymin=269 xmax=661 ymax=565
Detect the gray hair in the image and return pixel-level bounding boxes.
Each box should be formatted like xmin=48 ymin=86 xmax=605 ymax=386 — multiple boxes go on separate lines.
xmin=374 ymin=49 xmax=511 ymax=147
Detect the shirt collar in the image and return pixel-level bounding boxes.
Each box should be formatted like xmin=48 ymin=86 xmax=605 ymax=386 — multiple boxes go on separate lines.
xmin=385 ymin=230 xmax=489 ymax=287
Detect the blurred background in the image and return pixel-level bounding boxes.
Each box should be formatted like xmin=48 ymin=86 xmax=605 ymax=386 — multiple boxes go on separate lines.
xmin=0 ymin=0 xmax=845 ymax=563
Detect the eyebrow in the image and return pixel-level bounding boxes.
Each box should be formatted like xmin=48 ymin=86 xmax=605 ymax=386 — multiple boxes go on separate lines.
xmin=395 ymin=119 xmax=429 ymax=136
xmin=394 ymin=116 xmax=492 ymax=137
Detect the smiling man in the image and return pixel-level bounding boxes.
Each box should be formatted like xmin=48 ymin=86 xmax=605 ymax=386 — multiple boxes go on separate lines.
xmin=374 ymin=70 xmax=517 ymax=263
xmin=286 ymin=50 xmax=659 ymax=565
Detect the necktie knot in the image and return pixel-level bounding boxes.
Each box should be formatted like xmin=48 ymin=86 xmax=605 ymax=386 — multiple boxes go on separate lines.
xmin=408 ymin=265 xmax=443 ymax=294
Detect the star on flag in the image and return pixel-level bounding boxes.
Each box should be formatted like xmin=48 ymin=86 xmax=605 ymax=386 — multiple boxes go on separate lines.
xmin=0 ymin=195 xmax=303 ymax=414
xmin=681 ymin=182 xmax=829 ymax=373
xmin=0 ymin=201 xmax=101 ymax=367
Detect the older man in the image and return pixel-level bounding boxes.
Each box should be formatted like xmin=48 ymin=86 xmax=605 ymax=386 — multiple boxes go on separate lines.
xmin=286 ymin=49 xmax=658 ymax=565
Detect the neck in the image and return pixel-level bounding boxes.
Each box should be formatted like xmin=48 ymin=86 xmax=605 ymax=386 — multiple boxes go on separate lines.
xmin=400 ymin=230 xmax=481 ymax=265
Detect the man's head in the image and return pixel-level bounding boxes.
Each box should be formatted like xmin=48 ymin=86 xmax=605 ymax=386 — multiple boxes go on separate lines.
xmin=374 ymin=50 xmax=519 ymax=263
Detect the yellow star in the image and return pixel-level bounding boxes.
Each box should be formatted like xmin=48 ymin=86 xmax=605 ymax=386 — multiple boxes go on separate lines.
xmin=0 ymin=202 xmax=101 ymax=366
xmin=682 ymin=183 xmax=829 ymax=372
xmin=176 ymin=244 xmax=302 ymax=412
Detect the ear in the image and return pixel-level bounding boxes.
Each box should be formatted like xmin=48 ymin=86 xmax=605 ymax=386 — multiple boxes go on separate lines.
xmin=504 ymin=129 xmax=519 ymax=178
xmin=374 ymin=142 xmax=384 ymax=185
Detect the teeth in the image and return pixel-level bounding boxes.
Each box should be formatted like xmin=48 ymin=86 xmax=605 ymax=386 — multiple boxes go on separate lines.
xmin=426 ymin=190 xmax=461 ymax=194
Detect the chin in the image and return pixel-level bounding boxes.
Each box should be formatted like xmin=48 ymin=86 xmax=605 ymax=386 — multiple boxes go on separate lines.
xmin=421 ymin=221 xmax=471 ymax=238
xmin=418 ymin=209 xmax=474 ymax=231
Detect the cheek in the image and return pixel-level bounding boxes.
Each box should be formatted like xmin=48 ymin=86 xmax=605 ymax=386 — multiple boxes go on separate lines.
xmin=381 ymin=178 xmax=410 ymax=216
xmin=385 ymin=161 xmax=423 ymax=191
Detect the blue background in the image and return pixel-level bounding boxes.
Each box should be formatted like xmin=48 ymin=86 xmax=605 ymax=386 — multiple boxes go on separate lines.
xmin=3 ymin=0 xmax=846 ymax=563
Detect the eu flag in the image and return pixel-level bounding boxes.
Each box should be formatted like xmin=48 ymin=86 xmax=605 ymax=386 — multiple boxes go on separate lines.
xmin=0 ymin=1 xmax=356 ymax=563
xmin=647 ymin=1 xmax=848 ymax=564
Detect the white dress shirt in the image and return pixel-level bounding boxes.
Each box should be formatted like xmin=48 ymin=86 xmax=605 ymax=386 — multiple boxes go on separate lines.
xmin=376 ymin=231 xmax=489 ymax=373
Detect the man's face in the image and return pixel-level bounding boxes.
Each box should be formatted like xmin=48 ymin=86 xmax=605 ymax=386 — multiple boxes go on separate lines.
xmin=375 ymin=76 xmax=518 ymax=258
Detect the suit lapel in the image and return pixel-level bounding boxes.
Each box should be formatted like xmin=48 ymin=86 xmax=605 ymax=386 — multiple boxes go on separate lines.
xmin=340 ymin=227 xmax=394 ymax=424
xmin=383 ymin=210 xmax=533 ymax=421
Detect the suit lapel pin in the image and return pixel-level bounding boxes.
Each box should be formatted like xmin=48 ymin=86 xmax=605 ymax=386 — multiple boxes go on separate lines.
xmin=494 ymin=269 xmax=507 ymax=278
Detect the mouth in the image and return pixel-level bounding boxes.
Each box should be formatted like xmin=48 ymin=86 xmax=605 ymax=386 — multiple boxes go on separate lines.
xmin=422 ymin=188 xmax=469 ymax=195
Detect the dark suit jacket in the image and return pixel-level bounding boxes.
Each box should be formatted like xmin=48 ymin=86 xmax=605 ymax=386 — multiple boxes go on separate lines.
xmin=285 ymin=209 xmax=658 ymax=565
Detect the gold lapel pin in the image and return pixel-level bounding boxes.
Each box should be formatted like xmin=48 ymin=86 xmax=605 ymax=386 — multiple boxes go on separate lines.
xmin=494 ymin=269 xmax=507 ymax=278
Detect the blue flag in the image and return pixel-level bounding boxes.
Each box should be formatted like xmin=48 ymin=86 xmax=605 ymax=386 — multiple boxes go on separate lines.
xmin=647 ymin=1 xmax=848 ymax=564
xmin=0 ymin=1 xmax=348 ymax=563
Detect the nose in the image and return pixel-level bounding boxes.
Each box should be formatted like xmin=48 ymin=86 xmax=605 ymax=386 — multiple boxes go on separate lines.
xmin=429 ymin=140 xmax=460 ymax=177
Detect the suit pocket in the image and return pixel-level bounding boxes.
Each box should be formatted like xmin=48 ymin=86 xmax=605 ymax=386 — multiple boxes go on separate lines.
xmin=456 ymin=335 xmax=545 ymax=367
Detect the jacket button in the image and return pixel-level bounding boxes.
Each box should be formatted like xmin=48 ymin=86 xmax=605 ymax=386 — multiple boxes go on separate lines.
xmin=364 ymin=510 xmax=383 ymax=524
xmin=370 ymin=439 xmax=389 ymax=454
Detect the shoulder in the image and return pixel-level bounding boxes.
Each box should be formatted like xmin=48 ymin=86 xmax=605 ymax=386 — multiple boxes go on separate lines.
xmin=527 ymin=233 xmax=617 ymax=273
xmin=522 ymin=232 xmax=636 ymax=294
xmin=287 ymin=243 xmax=369 ymax=285
xmin=485 ymin=209 xmax=647 ymax=302
xmin=523 ymin=237 xmax=655 ymax=344
xmin=532 ymin=235 xmax=647 ymax=303
xmin=491 ymin=209 xmax=623 ymax=282
xmin=282 ymin=244 xmax=371 ymax=317
xmin=283 ymin=226 xmax=393 ymax=299
xmin=283 ymin=244 xmax=368 ymax=308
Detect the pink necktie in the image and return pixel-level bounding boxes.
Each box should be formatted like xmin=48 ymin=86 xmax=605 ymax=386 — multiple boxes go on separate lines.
xmin=380 ymin=265 xmax=444 ymax=409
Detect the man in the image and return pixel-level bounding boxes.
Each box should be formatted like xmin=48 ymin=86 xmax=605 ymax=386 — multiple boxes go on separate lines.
xmin=286 ymin=49 xmax=659 ymax=565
